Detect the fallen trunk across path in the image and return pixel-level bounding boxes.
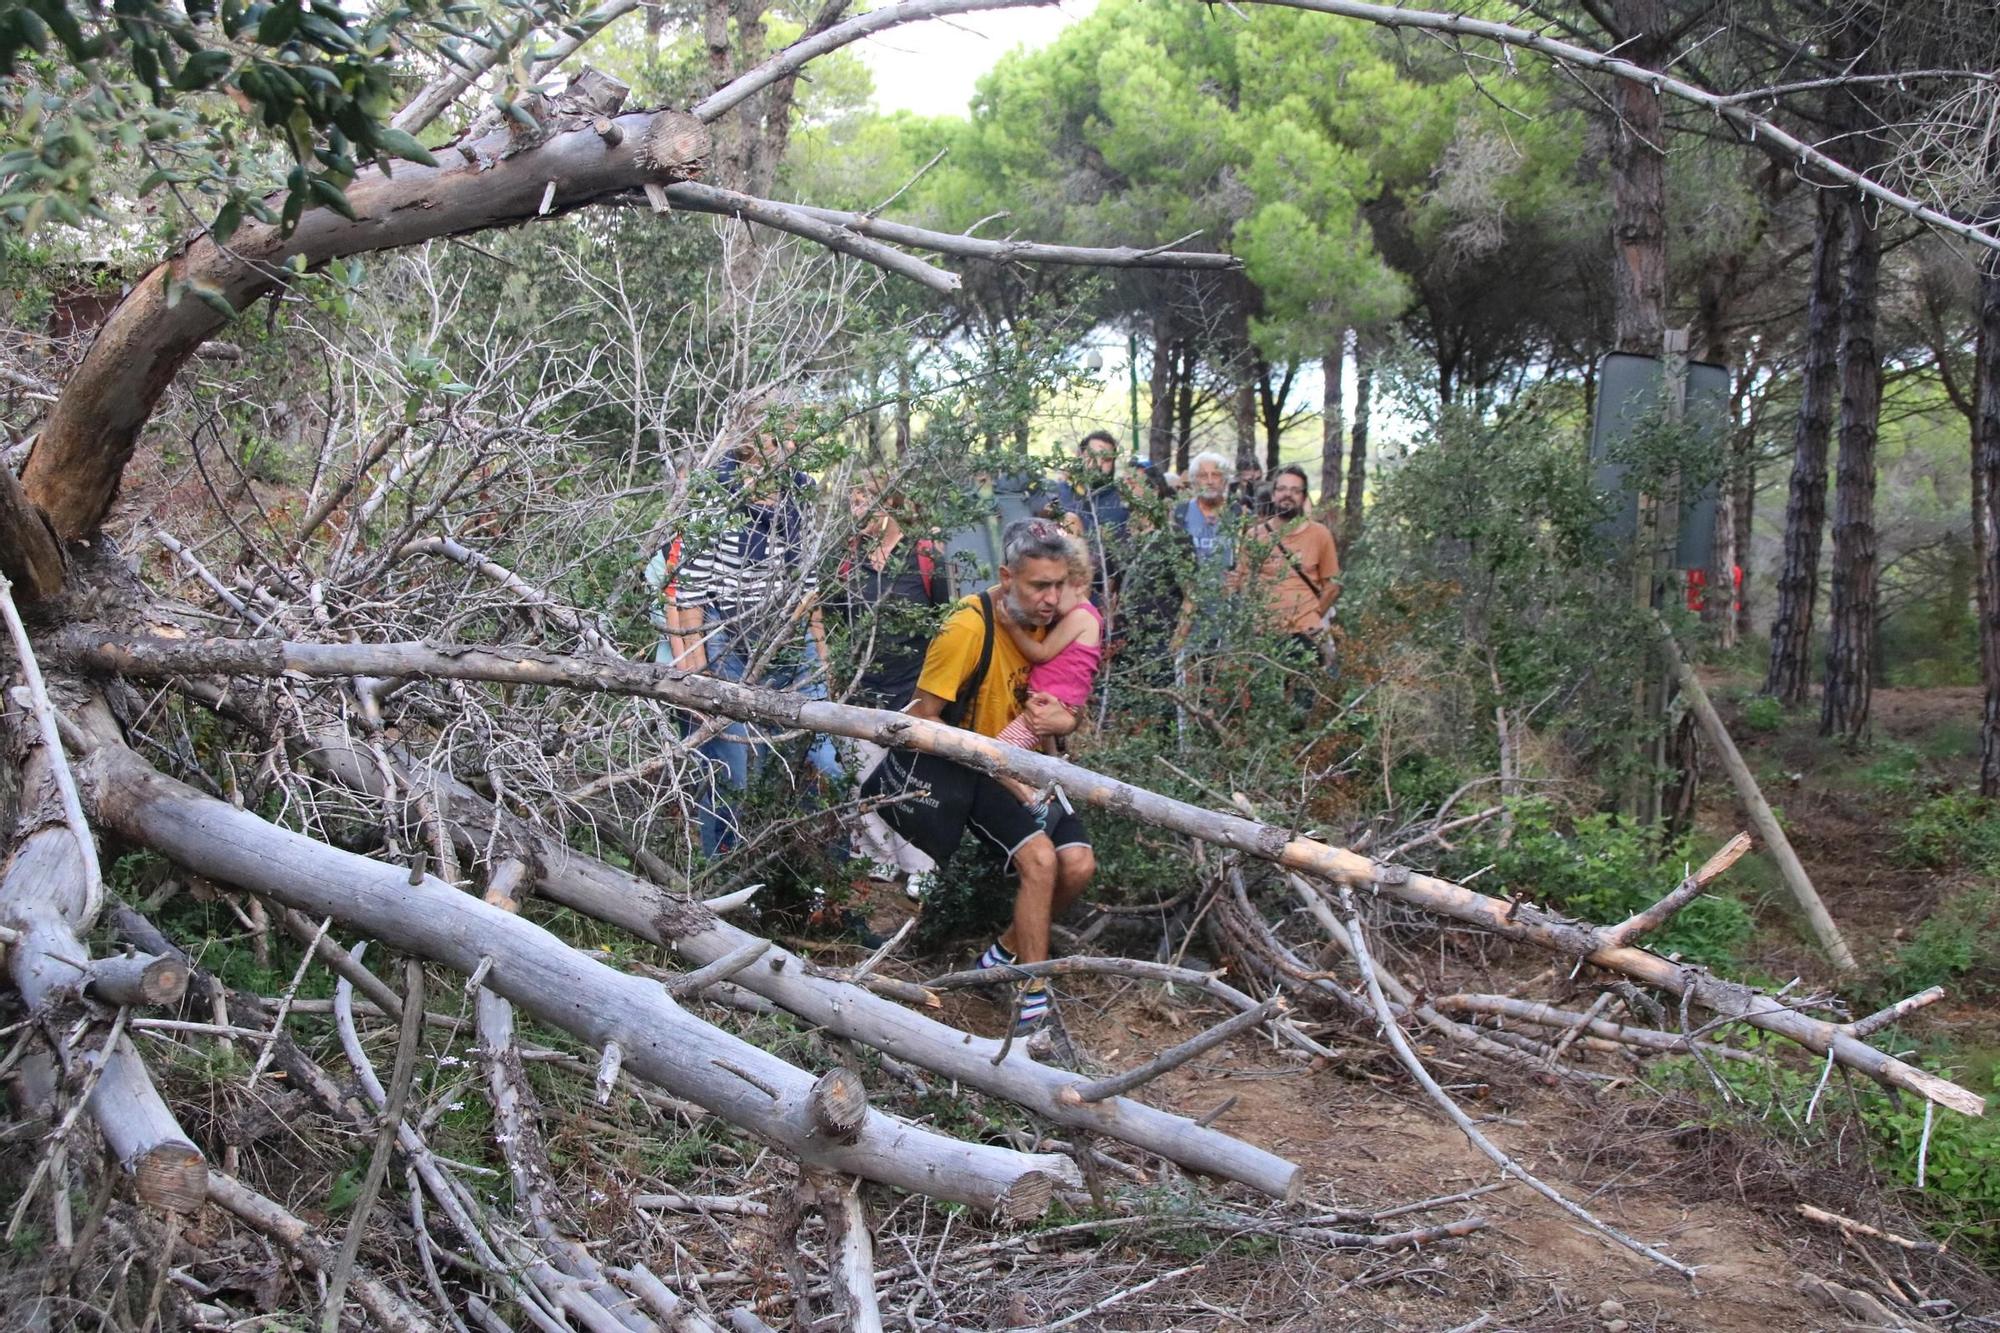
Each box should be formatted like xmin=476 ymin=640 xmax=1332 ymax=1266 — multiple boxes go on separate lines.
xmin=60 ymin=631 xmax=1984 ymax=1119
xmin=77 ymin=741 xmax=1082 ymax=1217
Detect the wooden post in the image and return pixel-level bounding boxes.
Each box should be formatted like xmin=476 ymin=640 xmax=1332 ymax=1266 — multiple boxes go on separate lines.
xmin=1657 ymin=620 xmax=1858 ymax=971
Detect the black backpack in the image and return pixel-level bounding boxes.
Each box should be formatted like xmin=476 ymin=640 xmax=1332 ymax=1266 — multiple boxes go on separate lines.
xmin=939 ymin=591 xmax=995 ymax=730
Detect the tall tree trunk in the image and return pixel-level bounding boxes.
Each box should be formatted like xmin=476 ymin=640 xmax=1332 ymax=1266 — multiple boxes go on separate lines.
xmin=1975 ymin=247 xmax=2000 ymax=794
xmin=1763 ymin=191 xmax=1846 ymax=704
xmin=1345 ymin=339 xmax=1371 ymax=539
xmin=1321 ymin=337 xmax=1346 ymax=509
xmin=1230 ymin=302 xmax=1258 ymax=473
xmin=1175 ymin=339 xmax=1197 ymax=472
xmin=1608 ymin=0 xmax=1668 ymax=353
xmin=1258 ymin=359 xmax=1282 ymax=471
xmin=1820 ymin=192 xmax=1883 ymax=742
xmin=1148 ymin=316 xmax=1175 ymax=470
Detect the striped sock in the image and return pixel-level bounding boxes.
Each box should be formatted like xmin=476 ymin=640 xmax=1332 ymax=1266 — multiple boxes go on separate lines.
xmin=1014 ymin=983 xmax=1050 ymax=1033
xmin=977 ymin=939 xmax=1017 ymax=972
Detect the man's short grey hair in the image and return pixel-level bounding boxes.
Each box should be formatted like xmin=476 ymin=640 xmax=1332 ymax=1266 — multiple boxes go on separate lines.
xmin=1002 ymin=517 xmax=1073 ymax=571
xmin=1189 ymin=450 xmax=1230 ymax=476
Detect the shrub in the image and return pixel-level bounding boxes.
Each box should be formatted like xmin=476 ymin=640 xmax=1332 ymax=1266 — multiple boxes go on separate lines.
xmin=1737 ymin=694 xmax=1784 ymax=734
xmin=1673 ymin=1051 xmax=2000 ymax=1260
xmin=1443 ymin=799 xmax=1752 ymax=967
xmin=1880 ymin=885 xmax=2000 ymax=998
xmin=1896 ymin=792 xmax=2000 ymax=874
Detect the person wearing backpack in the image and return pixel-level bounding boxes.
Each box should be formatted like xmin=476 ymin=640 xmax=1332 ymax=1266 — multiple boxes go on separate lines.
xmin=861 ymin=518 xmax=1097 ymax=1035
xmin=646 ymin=427 xmax=841 ymax=858
xmin=838 ymin=477 xmax=953 ymax=891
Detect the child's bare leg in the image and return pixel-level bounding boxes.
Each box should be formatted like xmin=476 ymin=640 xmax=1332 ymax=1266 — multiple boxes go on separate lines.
xmin=997 ymin=773 xmax=1040 ymax=805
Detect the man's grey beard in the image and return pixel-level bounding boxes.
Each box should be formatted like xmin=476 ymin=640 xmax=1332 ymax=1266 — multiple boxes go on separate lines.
xmin=1003 ymin=585 xmax=1053 ymax=626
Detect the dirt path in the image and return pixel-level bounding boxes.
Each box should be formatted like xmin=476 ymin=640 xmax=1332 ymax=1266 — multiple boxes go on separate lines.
xmin=922 ymin=975 xmax=1871 ymax=1332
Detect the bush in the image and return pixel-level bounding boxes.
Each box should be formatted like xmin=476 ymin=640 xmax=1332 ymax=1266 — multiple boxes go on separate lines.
xmin=1673 ymin=1050 xmax=2000 ymax=1260
xmin=1443 ymin=799 xmax=1752 ymax=967
xmin=1737 ymin=694 xmax=1784 ymax=734
xmin=1881 ymin=885 xmax=2000 ymax=998
xmin=1896 ymin=791 xmax=2000 ymax=874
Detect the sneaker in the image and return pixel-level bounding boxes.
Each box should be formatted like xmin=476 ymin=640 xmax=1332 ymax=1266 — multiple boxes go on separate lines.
xmin=905 ymin=868 xmax=936 ymax=902
xmin=1013 ymin=983 xmax=1050 ymax=1035
xmin=864 ymin=858 xmax=902 ymax=884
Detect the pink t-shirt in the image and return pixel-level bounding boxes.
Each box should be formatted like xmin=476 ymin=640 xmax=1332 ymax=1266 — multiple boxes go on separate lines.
xmin=1027 ymin=603 xmax=1104 ymax=708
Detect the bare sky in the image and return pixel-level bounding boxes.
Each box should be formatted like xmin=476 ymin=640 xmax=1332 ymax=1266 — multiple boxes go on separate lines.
xmin=856 ymin=3 xmax=1092 ymax=118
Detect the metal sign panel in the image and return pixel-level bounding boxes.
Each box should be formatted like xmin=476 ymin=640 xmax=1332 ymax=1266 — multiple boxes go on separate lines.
xmin=1589 ymin=352 xmax=1730 ymax=568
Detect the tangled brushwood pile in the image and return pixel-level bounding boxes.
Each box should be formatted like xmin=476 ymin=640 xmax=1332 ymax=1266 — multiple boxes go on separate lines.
xmin=1 ymin=509 xmax=1992 ymax=1330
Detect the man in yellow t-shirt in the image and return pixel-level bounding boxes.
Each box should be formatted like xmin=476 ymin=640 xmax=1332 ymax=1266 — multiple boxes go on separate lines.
xmin=860 ymin=519 xmax=1095 ymax=1035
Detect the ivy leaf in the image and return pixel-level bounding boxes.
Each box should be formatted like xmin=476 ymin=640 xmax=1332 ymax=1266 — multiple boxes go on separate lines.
xmin=187 ymin=280 xmax=236 ymax=318
xmin=211 ymin=198 xmax=243 ymax=243
xmin=257 ymin=1 xmax=301 ymax=44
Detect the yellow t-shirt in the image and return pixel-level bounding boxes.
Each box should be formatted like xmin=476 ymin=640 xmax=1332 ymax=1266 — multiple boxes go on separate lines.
xmin=915 ymin=595 xmax=1040 ymax=738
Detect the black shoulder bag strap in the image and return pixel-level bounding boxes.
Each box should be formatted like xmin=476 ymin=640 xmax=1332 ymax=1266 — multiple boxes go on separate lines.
xmin=1268 ymin=523 xmax=1327 ymax=601
xmin=939 ymin=591 xmax=995 ymax=730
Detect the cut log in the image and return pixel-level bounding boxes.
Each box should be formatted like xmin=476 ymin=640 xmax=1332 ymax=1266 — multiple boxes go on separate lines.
xmin=82 ymin=952 xmax=189 ymax=1008
xmin=79 ymin=741 xmax=1079 ymax=1217
xmin=808 ymin=1067 xmax=869 ymax=1144
xmin=1 ymin=743 xmax=206 ymax=1212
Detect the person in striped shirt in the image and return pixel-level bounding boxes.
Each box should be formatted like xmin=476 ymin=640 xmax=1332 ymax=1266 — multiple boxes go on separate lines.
xmin=646 ymin=428 xmax=841 ymax=857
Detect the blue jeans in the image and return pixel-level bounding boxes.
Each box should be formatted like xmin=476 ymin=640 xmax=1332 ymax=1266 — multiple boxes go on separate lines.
xmin=693 ymin=617 xmax=843 ymax=857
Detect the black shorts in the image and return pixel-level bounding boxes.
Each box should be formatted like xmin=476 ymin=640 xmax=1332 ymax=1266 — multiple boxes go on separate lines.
xmin=862 ymin=749 xmax=1090 ymax=869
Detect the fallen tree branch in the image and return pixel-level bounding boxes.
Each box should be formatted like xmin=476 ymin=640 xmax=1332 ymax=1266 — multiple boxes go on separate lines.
xmin=268 ymin=718 xmax=1303 ymax=1199
xmin=1428 ymin=994 xmax=1766 ymax=1063
xmin=84 ymin=630 xmax=1974 ymax=1116
xmin=324 ymin=954 xmax=426 ymax=1331
xmin=206 ymin=1172 xmax=441 ymax=1333
xmin=1062 ymin=997 xmax=1285 ymax=1105
xmin=79 ymin=739 xmax=1082 ymax=1216
xmin=1603 ymin=832 xmax=1752 ymax=948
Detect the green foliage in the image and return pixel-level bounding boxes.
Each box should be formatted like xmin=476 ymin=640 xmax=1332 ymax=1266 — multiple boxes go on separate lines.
xmin=1352 ymin=378 xmax=1667 ymax=788
xmin=1674 ymin=1049 xmax=2000 ymax=1259
xmin=1444 ymin=799 xmax=1752 ymax=966
xmin=1737 ymin=694 xmax=1784 ymax=734
xmin=1895 ymin=792 xmax=2000 ymax=874
xmin=0 ymin=0 xmax=479 ymax=238
xmin=1881 ymin=885 xmax=2000 ymax=998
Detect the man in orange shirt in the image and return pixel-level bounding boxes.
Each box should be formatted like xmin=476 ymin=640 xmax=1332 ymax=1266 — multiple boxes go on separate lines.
xmin=1240 ymin=464 xmax=1340 ymax=663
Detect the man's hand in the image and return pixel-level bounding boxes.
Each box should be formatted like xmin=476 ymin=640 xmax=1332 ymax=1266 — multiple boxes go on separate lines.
xmin=1023 ymin=690 xmax=1078 ymax=738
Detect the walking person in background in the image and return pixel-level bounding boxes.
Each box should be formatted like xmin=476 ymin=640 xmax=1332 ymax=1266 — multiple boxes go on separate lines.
xmin=646 ymin=415 xmax=841 ymax=857
xmin=837 ymin=474 xmax=951 ymax=893
xmin=1043 ymin=429 xmax=1130 ymax=609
